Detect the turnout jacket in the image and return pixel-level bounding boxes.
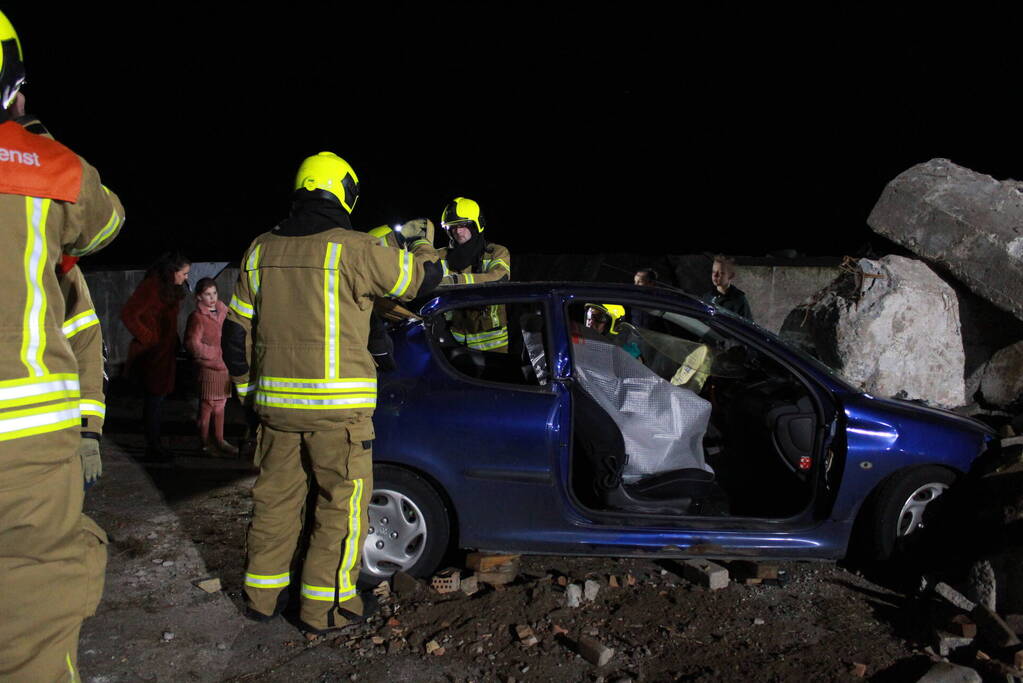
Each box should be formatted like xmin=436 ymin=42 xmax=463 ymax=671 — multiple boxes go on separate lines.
xmin=0 ymin=119 xmax=124 ymax=464
xmin=437 ymin=242 xmax=511 ymax=351
xmin=225 ymin=227 xmax=438 ymax=431
xmin=59 ymin=264 xmax=105 ymax=434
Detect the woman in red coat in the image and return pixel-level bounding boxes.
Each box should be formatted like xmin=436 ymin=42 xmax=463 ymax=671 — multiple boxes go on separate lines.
xmin=184 ymin=277 xmax=236 ymax=455
xmin=121 ymin=251 xmax=190 ymax=461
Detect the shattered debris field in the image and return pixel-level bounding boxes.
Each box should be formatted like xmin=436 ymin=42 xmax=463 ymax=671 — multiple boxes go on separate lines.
xmin=78 ymin=394 xmax=993 ymax=682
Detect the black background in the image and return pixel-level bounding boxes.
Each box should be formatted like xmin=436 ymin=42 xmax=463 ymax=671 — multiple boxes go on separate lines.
xmin=6 ymin=6 xmax=1021 ymax=266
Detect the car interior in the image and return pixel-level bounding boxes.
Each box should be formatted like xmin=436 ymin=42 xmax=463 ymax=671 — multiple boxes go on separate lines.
xmin=425 ymin=299 xmax=822 ymax=521
xmin=565 ymin=302 xmax=821 ymax=521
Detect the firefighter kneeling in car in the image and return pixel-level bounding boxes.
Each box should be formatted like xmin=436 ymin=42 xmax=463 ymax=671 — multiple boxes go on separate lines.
xmin=438 ymin=197 xmax=511 ymax=352
xmin=223 ymin=152 xmax=442 ymax=636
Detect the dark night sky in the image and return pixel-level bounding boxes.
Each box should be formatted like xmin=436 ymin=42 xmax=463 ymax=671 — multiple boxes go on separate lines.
xmin=6 ymin=6 xmax=1023 ymax=266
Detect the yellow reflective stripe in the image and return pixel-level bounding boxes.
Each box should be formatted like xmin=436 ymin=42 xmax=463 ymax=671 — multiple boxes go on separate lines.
xmin=63 ymin=309 xmax=100 ymax=338
xmin=0 ymin=400 xmax=81 ymax=441
xmin=0 ymin=374 xmax=79 ymax=403
xmin=255 ymin=392 xmax=376 ymax=409
xmin=245 ymin=572 xmax=290 ymax=588
xmin=452 ymin=327 xmax=508 ymax=343
xmin=66 ymin=205 xmax=122 ymax=257
xmin=258 ymin=377 xmax=376 ymax=392
xmin=408 ymin=239 xmax=430 ymax=249
xmin=488 ymin=258 xmax=509 ymax=271
xmin=387 ymin=249 xmax=414 ymax=298
xmin=21 ymin=197 xmax=50 ymax=377
xmin=246 ymin=244 xmax=263 ymax=296
xmin=234 ymin=382 xmax=253 ymax=397
xmin=67 ymin=652 xmax=78 ymax=682
xmin=323 ymin=243 xmax=342 ymax=378
xmin=338 ymin=478 xmax=364 ymax=595
xmin=440 ymin=259 xmax=450 ymax=276
xmin=80 ymin=399 xmax=106 ymax=418
xmin=229 ymin=295 xmax=254 ymax=319
xmin=300 ymin=584 xmax=358 ymax=601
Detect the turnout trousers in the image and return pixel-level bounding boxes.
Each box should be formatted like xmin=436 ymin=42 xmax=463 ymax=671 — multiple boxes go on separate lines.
xmin=0 ymin=454 xmax=108 ymax=681
xmin=243 ymin=420 xmax=373 ymax=630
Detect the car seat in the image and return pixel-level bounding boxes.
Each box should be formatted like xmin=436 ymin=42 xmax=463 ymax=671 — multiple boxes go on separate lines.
xmin=572 ymin=384 xmax=728 ymax=515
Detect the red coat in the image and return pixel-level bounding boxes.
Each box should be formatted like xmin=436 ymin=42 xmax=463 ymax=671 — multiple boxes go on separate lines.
xmin=185 ymin=300 xmax=228 ymax=372
xmin=121 ymin=275 xmax=181 ymax=395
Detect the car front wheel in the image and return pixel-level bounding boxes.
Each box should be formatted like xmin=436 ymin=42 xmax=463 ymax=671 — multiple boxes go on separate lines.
xmin=360 ymin=465 xmax=451 ymax=582
xmin=869 ymin=465 xmax=957 ymax=561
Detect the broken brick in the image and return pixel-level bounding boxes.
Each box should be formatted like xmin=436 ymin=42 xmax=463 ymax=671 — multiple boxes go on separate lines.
xmin=391 ymin=571 xmax=423 ymax=597
xmin=626 ymin=574 xmax=637 ymax=586
xmin=466 ymin=553 xmax=519 ymax=572
xmin=425 ymin=640 xmax=441 ymax=655
xmin=459 ymin=575 xmax=479 ymax=596
xmin=950 ymin=614 xmax=977 ymax=639
xmin=849 ymin=662 xmax=867 ymax=678
xmin=680 ymin=559 xmax=729 ymax=591
xmin=431 ymin=567 xmax=461 ymax=594
xmin=608 ymin=575 xmax=620 ymax=588
xmin=729 ymin=561 xmax=779 ymax=580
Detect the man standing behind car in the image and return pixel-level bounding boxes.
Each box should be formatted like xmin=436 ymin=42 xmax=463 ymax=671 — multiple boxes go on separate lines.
xmin=222 ymin=152 xmax=441 ymax=636
xmin=437 ymin=196 xmax=511 ymax=352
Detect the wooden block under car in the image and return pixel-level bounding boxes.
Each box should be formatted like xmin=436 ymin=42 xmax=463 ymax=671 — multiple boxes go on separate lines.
xmin=466 ymin=552 xmax=520 ymax=572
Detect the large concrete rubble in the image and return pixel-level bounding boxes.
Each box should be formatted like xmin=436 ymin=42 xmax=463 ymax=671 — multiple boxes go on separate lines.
xmin=780 ymin=255 xmax=965 ymax=408
xmin=867 ymin=158 xmax=1023 ymax=324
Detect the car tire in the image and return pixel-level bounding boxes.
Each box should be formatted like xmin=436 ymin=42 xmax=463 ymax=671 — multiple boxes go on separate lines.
xmin=868 ymin=465 xmax=957 ymax=561
xmin=359 ymin=465 xmax=451 ymax=583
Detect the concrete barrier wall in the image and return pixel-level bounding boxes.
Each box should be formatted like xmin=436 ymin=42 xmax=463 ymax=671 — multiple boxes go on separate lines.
xmin=86 ymin=255 xmax=841 ymax=372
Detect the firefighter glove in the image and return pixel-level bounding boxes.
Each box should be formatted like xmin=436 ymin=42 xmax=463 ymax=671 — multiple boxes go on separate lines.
xmin=399 ymin=218 xmax=434 ymax=245
xmin=79 ymin=435 xmax=102 ymax=484
xmin=441 ymin=274 xmax=459 ymax=286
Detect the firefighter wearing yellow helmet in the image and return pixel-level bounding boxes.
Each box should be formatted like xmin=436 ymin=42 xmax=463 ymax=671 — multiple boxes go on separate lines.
xmin=0 ymin=10 xmax=126 ymax=680
xmin=438 ymin=197 xmax=512 ymax=352
xmin=223 ymin=152 xmax=442 ymax=636
xmin=584 ymin=303 xmax=643 ymax=360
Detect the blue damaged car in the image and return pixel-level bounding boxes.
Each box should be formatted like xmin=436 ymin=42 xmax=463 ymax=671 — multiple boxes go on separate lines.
xmin=360 ymin=282 xmax=996 ymax=579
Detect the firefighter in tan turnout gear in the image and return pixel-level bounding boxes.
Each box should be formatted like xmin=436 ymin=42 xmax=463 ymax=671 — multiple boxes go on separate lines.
xmin=223 ymin=152 xmax=442 ymax=634
xmin=0 ymin=11 xmax=125 ymax=680
xmin=438 ymin=197 xmax=511 ymax=352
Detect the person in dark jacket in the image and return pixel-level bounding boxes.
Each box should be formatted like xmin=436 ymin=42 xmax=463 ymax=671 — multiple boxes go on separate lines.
xmin=701 ymin=254 xmax=753 ymax=321
xmin=121 ymin=251 xmax=191 ymax=460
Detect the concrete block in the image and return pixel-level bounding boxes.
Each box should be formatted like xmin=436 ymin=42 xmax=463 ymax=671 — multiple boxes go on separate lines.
xmin=681 ymin=559 xmax=729 ymax=590
xmin=934 ymin=628 xmax=974 ymax=657
xmin=915 ymin=661 xmax=983 ymax=683
xmin=459 ymin=575 xmax=479 ymax=596
xmin=935 ymin=582 xmax=977 ymax=612
xmin=584 ymin=579 xmax=600 ymax=602
xmin=566 ymin=583 xmax=583 ymax=607
xmin=577 ymin=635 xmax=614 ymax=667
xmin=971 ymin=604 xmax=1022 ymax=648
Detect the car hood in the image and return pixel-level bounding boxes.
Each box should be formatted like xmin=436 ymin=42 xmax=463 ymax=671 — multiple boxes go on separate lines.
xmin=848 ymin=392 xmax=995 ymax=440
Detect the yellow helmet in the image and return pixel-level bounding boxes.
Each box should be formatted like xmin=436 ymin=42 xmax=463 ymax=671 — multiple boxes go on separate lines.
xmin=0 ymin=11 xmax=26 ymax=111
xmin=441 ymin=197 xmax=485 ymax=236
xmin=294 ymin=152 xmax=360 ymax=214
xmin=584 ymin=303 xmax=626 ymax=335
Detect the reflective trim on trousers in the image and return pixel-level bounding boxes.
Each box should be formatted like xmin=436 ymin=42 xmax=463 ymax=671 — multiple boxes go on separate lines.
xmin=63 ymin=309 xmax=100 ymax=338
xmin=337 ymin=478 xmax=364 ymax=596
xmin=0 ymin=400 xmax=81 ymax=441
xmin=300 ymin=584 xmax=358 ymax=602
xmin=245 ymin=571 xmax=291 ymax=588
xmin=21 ymin=196 xmax=51 ymax=377
xmin=451 ymin=327 xmax=508 ymax=344
xmin=80 ymin=399 xmax=106 ymax=418
xmin=258 ymin=376 xmax=377 ymax=393
xmin=0 ymin=373 xmax=80 ymax=407
xmin=387 ymin=249 xmax=414 ymax=298
xmin=229 ymin=295 xmax=254 ymax=319
xmin=235 ymin=382 xmax=253 ymax=397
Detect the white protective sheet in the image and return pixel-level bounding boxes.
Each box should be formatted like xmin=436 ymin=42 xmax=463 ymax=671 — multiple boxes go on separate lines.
xmin=572 ymin=335 xmax=713 ymax=481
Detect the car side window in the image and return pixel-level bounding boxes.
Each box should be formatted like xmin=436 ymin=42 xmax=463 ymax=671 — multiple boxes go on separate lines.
xmin=426 ymin=301 xmax=550 ymax=388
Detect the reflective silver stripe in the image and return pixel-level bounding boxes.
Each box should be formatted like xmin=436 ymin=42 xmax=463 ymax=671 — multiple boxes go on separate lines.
xmin=63 ymin=310 xmax=100 ymax=338
xmin=245 ymin=572 xmax=290 ymax=588
xmin=80 ymin=399 xmax=106 ymax=418
xmin=229 ymin=295 xmax=254 ymax=318
xmin=488 ymin=258 xmax=509 ymax=271
xmin=387 ymin=250 xmax=414 ymax=298
xmin=452 ymin=327 xmax=508 ymax=343
xmin=255 ymin=393 xmax=376 ymax=408
xmin=337 ymin=478 xmax=364 ymax=596
xmin=21 ymin=197 xmax=49 ymax=376
xmin=324 ymin=243 xmax=342 ymax=378
xmin=463 ymin=273 xmax=475 ymax=284
xmin=235 ymin=382 xmax=253 ymax=397
xmin=0 ymin=401 xmax=81 ymax=441
xmin=0 ymin=375 xmax=79 ymax=403
xmin=468 ymin=335 xmax=509 ymax=351
xmin=246 ymin=244 xmax=263 ymax=296
xmin=300 ymin=584 xmax=335 ymax=601
xmin=67 ymin=206 xmax=122 ymax=257
xmin=258 ymin=377 xmax=376 ymax=392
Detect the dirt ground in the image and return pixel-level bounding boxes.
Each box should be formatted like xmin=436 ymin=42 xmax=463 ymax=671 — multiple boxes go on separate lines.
xmin=76 ymin=389 xmax=979 ymax=682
